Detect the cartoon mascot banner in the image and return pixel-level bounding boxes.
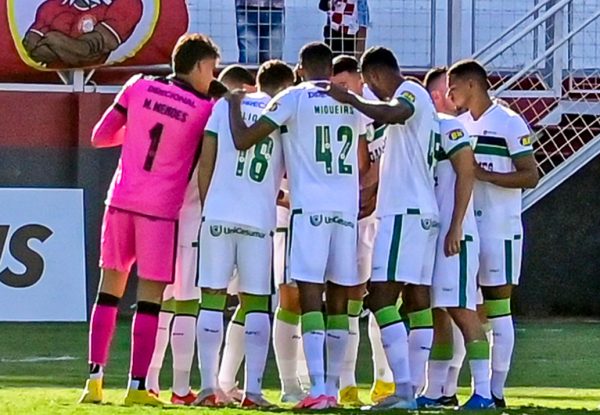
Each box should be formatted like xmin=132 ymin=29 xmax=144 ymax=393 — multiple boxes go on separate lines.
xmin=1 ymin=0 xmax=189 ymax=75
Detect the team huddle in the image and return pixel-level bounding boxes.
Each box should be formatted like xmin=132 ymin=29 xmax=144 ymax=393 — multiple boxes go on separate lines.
xmin=80 ymin=33 xmax=539 ymax=410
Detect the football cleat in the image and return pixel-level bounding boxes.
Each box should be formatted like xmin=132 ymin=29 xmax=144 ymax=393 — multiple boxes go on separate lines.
xmin=492 ymin=394 xmax=507 ymax=408
xmin=294 ymin=394 xmax=335 ymax=410
xmin=171 ymin=390 xmax=197 ymax=405
xmin=327 ymin=395 xmax=339 ymax=408
xmin=416 ymin=395 xmax=444 ymax=408
xmin=241 ymin=393 xmax=276 ymax=409
xmin=364 ymin=394 xmax=417 ymax=410
xmin=461 ymin=394 xmax=496 ymax=410
xmin=439 ymin=394 xmax=459 ymax=407
xmin=223 ymin=385 xmax=244 ymax=403
xmin=339 ymin=385 xmax=365 ymax=406
xmin=123 ymin=389 xmax=167 ymax=406
xmin=369 ymin=379 xmax=395 ymax=403
xmin=78 ymin=378 xmax=103 ymax=404
xmin=192 ymin=389 xmax=223 ymax=407
xmin=280 ymin=389 xmax=307 ymax=404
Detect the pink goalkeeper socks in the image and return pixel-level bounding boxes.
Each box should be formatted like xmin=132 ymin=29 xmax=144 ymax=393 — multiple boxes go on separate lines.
xmin=130 ymin=302 xmax=161 ymax=379
xmin=89 ymin=296 xmax=119 ymax=367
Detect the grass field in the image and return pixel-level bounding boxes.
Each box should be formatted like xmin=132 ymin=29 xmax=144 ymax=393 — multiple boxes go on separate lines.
xmin=0 ymin=320 xmax=599 ymax=414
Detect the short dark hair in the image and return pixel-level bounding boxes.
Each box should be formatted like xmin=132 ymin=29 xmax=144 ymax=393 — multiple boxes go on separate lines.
xmin=299 ymin=42 xmax=333 ymax=73
xmin=218 ymin=65 xmax=256 ymax=86
xmin=448 ymin=59 xmax=489 ymax=90
xmin=360 ymin=46 xmax=399 ymax=73
xmin=172 ymin=33 xmax=220 ymax=74
xmin=424 ymin=66 xmax=448 ymax=91
xmin=257 ymin=60 xmax=295 ymax=90
xmin=332 ymin=55 xmax=359 ymax=76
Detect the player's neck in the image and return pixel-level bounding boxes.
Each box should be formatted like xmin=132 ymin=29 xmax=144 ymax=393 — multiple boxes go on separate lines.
xmin=387 ymin=74 xmax=404 ymax=97
xmin=303 ymin=71 xmax=331 ymax=82
xmin=469 ymin=95 xmax=494 ymax=121
xmin=261 ymin=87 xmax=278 ymax=98
xmin=174 ymin=73 xmax=205 ymax=95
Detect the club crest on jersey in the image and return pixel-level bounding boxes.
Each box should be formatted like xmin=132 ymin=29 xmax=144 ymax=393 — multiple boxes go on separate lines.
xmin=400 ymin=91 xmax=416 ymax=103
xmin=210 ymin=225 xmax=223 ymax=237
xmin=448 ymin=129 xmax=465 ymax=141
xmin=310 ymin=214 xmax=323 ymax=227
xmin=519 ymin=134 xmax=532 ymax=146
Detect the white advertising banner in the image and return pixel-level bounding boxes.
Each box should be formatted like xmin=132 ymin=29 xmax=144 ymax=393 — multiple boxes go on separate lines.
xmin=0 ymin=188 xmax=87 ymax=321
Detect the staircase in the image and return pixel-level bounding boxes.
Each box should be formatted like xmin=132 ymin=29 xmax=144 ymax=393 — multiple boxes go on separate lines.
xmin=472 ymin=0 xmax=600 ymax=211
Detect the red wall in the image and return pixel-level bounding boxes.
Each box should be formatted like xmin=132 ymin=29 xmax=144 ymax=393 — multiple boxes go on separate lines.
xmin=0 ymin=92 xmax=115 ymax=148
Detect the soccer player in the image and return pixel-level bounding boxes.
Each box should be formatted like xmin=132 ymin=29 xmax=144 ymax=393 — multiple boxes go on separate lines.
xmin=330 ymin=54 xmax=387 ymax=406
xmin=272 ymin=66 xmax=310 ymax=405
xmin=448 ymin=60 xmax=539 ymax=407
xmin=212 ymin=66 xmax=259 ymax=404
xmin=324 ymin=46 xmax=440 ymax=409
xmin=417 ymin=66 xmax=494 ymax=409
xmin=227 ymin=42 xmax=369 ymax=409
xmin=195 ymin=60 xmax=295 ymax=408
xmin=79 ymin=33 xmax=219 ymax=406
xmin=146 ymin=64 xmax=255 ymax=406
xmin=329 ymin=63 xmax=396 ymax=403
xmin=272 ymin=178 xmax=312 ymax=404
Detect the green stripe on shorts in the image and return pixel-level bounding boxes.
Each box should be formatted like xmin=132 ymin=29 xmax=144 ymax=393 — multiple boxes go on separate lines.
xmin=286 ymin=209 xmax=302 ymax=284
xmin=387 ymin=215 xmax=403 ymax=282
xmin=459 ymin=240 xmax=467 ymax=308
xmin=504 ymin=239 xmax=513 ymax=285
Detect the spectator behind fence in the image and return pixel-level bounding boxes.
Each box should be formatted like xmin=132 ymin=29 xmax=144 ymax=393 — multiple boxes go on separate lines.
xmin=235 ymin=0 xmax=285 ymax=64
xmin=319 ymin=0 xmax=370 ymax=58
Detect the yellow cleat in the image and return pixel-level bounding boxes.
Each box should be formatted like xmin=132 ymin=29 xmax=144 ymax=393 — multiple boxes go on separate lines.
xmin=124 ymin=389 xmax=168 ymax=407
xmin=370 ymin=379 xmax=395 ymax=404
xmin=339 ymin=385 xmax=365 ymax=407
xmin=78 ymin=378 xmax=103 ymax=404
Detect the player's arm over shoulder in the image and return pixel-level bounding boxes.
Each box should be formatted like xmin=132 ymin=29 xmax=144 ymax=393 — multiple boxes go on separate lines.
xmin=228 ymin=88 xmax=293 ymax=151
xmin=347 ymin=90 xmax=414 ymax=125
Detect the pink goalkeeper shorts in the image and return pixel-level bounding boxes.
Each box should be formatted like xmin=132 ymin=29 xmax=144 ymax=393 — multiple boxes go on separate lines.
xmin=99 ymin=207 xmax=177 ymax=283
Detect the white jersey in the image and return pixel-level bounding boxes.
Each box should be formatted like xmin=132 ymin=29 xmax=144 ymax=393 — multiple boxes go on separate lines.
xmin=261 ymin=81 xmax=367 ymax=215
xmin=435 ymin=114 xmax=477 ymax=235
xmin=362 ymin=84 xmax=387 ymax=163
xmin=203 ymin=92 xmax=284 ymax=231
xmin=457 ymin=104 xmax=534 ymax=236
xmin=376 ymin=80 xmax=439 ymax=217
xmin=178 ymin=165 xmax=202 ymax=245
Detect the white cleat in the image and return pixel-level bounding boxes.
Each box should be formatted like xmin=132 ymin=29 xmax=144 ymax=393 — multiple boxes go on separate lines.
xmin=362 ymin=394 xmax=417 ymax=411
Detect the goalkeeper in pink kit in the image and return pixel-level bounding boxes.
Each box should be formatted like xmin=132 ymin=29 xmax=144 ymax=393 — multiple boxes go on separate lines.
xmin=79 ymin=33 xmax=220 ymax=407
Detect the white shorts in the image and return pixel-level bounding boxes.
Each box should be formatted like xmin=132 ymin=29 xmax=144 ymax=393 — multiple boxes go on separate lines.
xmin=357 ymin=216 xmax=377 ymax=284
xmin=432 ymin=233 xmax=480 ymax=311
xmin=163 ymin=209 xmax=201 ymax=301
xmin=478 ymin=234 xmax=523 ymax=287
xmin=287 ymin=210 xmax=358 ymax=286
xmin=198 ymin=220 xmax=273 ymax=295
xmin=371 ymin=213 xmax=439 ymax=285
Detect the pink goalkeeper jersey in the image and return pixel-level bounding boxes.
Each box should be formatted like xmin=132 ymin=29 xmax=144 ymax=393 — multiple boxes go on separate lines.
xmin=101 ymin=74 xmax=214 ymax=220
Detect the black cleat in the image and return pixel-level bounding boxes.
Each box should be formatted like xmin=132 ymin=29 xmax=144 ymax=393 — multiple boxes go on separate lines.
xmin=492 ymin=394 xmax=507 ymax=408
xmin=438 ymin=394 xmax=459 ymax=407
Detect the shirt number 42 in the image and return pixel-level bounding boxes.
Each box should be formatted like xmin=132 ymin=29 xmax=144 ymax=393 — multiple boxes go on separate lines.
xmin=315 ymin=125 xmax=354 ymax=175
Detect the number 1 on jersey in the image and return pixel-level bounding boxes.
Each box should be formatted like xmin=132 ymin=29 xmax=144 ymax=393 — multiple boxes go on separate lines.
xmin=144 ymin=123 xmax=164 ymax=171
